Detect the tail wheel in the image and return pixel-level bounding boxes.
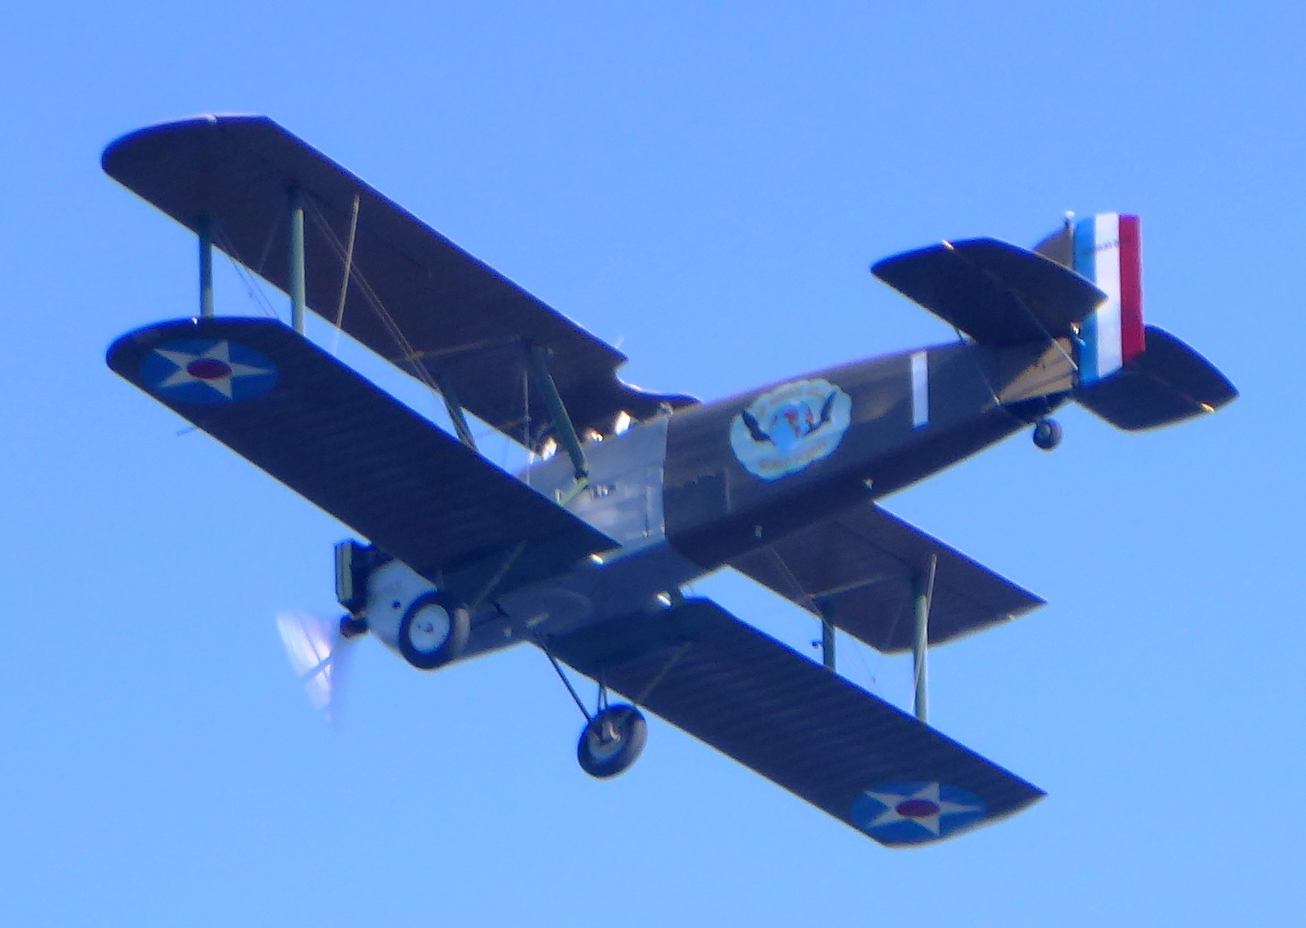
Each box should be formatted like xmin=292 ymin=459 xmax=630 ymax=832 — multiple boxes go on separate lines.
xmin=577 ymin=705 xmax=648 ymax=779
xmin=398 ymin=592 xmax=469 ymax=670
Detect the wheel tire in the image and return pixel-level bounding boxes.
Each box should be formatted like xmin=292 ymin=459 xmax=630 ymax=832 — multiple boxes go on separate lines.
xmin=578 ymin=705 xmax=648 ymax=779
xmin=1032 ymin=418 xmax=1062 ymax=451
xmin=397 ymin=591 xmax=469 ymax=670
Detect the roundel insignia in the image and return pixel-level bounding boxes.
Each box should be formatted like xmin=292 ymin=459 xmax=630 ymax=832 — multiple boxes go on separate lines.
xmin=140 ymin=339 xmax=278 ymax=405
xmin=850 ymin=781 xmax=986 ymax=846
xmin=729 ymin=378 xmax=852 ymax=480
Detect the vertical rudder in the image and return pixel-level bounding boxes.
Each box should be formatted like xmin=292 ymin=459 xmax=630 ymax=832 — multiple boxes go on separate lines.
xmin=1074 ymin=213 xmax=1145 ymax=383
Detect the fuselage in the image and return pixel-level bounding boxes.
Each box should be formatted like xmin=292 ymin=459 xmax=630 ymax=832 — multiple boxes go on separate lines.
xmin=366 ymin=337 xmax=1074 ymax=664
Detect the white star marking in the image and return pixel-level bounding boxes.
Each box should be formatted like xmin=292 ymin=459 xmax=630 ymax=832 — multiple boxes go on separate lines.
xmin=862 ymin=782 xmax=983 ymax=837
xmin=153 ymin=340 xmax=272 ymax=399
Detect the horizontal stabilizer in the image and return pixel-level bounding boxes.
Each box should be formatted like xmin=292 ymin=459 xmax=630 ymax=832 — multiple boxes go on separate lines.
xmin=106 ymin=317 xmax=614 ymax=596
xmin=552 ymin=598 xmax=1044 ymax=847
xmin=730 ymin=502 xmax=1043 ymax=653
xmin=873 ymin=238 xmax=1106 ymax=345
xmin=1074 ymin=325 xmax=1238 ymax=431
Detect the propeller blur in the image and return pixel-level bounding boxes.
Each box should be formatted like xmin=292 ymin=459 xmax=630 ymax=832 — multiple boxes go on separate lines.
xmin=275 ymin=611 xmax=354 ymax=721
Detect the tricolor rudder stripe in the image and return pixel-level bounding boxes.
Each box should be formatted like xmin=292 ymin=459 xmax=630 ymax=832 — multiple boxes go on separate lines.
xmin=1074 ymin=213 xmax=1145 ymax=383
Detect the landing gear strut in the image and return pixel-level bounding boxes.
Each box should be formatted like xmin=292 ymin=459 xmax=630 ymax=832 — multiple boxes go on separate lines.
xmin=538 ymin=636 xmax=650 ymax=779
xmin=1032 ymin=418 xmax=1062 ymax=451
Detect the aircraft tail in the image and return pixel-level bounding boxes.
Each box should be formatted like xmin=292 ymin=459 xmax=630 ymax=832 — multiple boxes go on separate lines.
xmin=1034 ymin=213 xmax=1237 ymax=430
xmin=1035 ymin=213 xmax=1145 ymax=383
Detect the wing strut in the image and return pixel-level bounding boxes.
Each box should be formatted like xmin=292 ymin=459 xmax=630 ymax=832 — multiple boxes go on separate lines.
xmin=289 ymin=188 xmax=306 ymax=334
xmin=912 ymin=555 xmax=937 ymax=723
xmin=437 ymin=374 xmax=479 ymax=451
xmin=528 ymin=344 xmax=589 ymax=484
xmin=818 ymin=600 xmax=837 ymax=671
xmin=198 ymin=216 xmax=215 ymax=319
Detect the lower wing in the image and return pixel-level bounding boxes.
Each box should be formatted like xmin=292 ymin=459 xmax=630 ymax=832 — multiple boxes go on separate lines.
xmin=550 ymin=597 xmax=1043 ymax=847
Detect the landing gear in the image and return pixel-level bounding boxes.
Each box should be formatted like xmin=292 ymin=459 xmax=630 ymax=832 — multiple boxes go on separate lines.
xmin=397 ymin=591 xmax=469 ymax=670
xmin=577 ymin=704 xmax=648 ymax=779
xmin=1032 ymin=418 xmax=1062 ymax=451
xmin=538 ymin=635 xmax=652 ymax=778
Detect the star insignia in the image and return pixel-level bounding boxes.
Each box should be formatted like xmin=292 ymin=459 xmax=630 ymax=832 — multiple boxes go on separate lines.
xmin=851 ymin=781 xmax=987 ymax=845
xmin=142 ymin=338 xmax=278 ymax=404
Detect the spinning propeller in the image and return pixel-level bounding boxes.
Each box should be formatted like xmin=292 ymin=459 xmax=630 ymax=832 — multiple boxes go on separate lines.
xmin=275 ymin=611 xmax=366 ymax=721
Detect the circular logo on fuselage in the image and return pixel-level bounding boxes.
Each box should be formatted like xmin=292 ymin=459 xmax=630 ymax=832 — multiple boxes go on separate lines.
xmin=729 ymin=378 xmax=852 ymax=480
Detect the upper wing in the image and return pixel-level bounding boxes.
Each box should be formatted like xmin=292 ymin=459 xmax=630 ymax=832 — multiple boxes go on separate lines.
xmin=872 ymin=237 xmax=1106 ymax=344
xmin=730 ymin=502 xmax=1043 ymax=653
xmin=106 ymin=317 xmax=615 ymax=598
xmin=102 ymin=115 xmax=695 ymax=446
xmin=551 ymin=598 xmax=1043 ymax=847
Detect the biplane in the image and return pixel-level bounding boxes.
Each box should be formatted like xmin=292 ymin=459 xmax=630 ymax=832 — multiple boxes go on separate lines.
xmin=103 ymin=115 xmax=1236 ymax=847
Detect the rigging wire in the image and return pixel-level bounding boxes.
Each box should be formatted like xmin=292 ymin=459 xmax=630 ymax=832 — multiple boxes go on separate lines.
xmin=847 ymin=635 xmax=882 ymax=696
xmin=305 ymin=201 xmax=441 ymax=396
xmin=252 ymin=211 xmax=280 ymax=280
xmin=214 ymin=226 xmax=280 ymax=320
xmin=329 ymin=194 xmax=360 ymax=357
xmin=948 ymin=321 xmax=1004 ymax=410
xmin=305 ymin=198 xmax=539 ymax=467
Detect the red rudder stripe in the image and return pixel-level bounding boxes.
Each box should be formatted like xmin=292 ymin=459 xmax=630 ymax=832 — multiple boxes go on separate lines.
xmin=1118 ymin=215 xmax=1146 ymax=363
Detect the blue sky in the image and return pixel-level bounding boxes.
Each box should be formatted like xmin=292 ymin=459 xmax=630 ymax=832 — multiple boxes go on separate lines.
xmin=3 ymin=3 xmax=1302 ymax=925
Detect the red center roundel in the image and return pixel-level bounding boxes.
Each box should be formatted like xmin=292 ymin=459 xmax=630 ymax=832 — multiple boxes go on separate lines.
xmin=186 ymin=358 xmax=232 ymax=380
xmin=896 ymin=798 xmax=940 ymax=818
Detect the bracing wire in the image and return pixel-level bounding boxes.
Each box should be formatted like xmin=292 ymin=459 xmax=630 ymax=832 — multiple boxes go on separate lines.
xmin=252 ymin=212 xmax=280 ymax=279
xmin=948 ymin=319 xmax=1004 ymax=409
xmin=214 ymin=226 xmax=280 ymax=320
xmin=764 ymin=545 xmax=821 ymax=617
xmin=761 ymin=544 xmax=889 ymax=696
xmin=329 ymin=195 xmax=360 ymax=357
xmin=304 ymin=198 xmax=538 ymax=469
xmin=305 ymin=200 xmax=441 ymax=396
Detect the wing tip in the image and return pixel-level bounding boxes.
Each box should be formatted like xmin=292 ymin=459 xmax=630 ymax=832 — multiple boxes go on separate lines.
xmin=102 ymin=113 xmax=274 ymax=179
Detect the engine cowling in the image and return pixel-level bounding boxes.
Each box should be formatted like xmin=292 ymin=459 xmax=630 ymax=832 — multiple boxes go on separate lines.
xmin=335 ymin=541 xmax=469 ymax=669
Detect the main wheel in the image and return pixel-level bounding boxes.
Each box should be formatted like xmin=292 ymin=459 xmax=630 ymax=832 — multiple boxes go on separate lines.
xmin=398 ymin=592 xmax=469 ymax=670
xmin=577 ymin=705 xmax=648 ymax=779
xmin=1032 ymin=418 xmax=1062 ymax=451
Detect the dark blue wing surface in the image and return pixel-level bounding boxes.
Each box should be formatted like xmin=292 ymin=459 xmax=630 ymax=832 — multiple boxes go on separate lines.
xmin=730 ymin=502 xmax=1044 ymax=654
xmin=552 ymin=598 xmax=1043 ymax=847
xmin=102 ymin=116 xmax=695 ymax=445
xmin=107 ymin=317 xmax=615 ymax=597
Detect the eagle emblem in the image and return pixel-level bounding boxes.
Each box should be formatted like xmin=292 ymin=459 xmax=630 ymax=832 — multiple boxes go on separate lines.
xmin=730 ymin=378 xmax=852 ymax=480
